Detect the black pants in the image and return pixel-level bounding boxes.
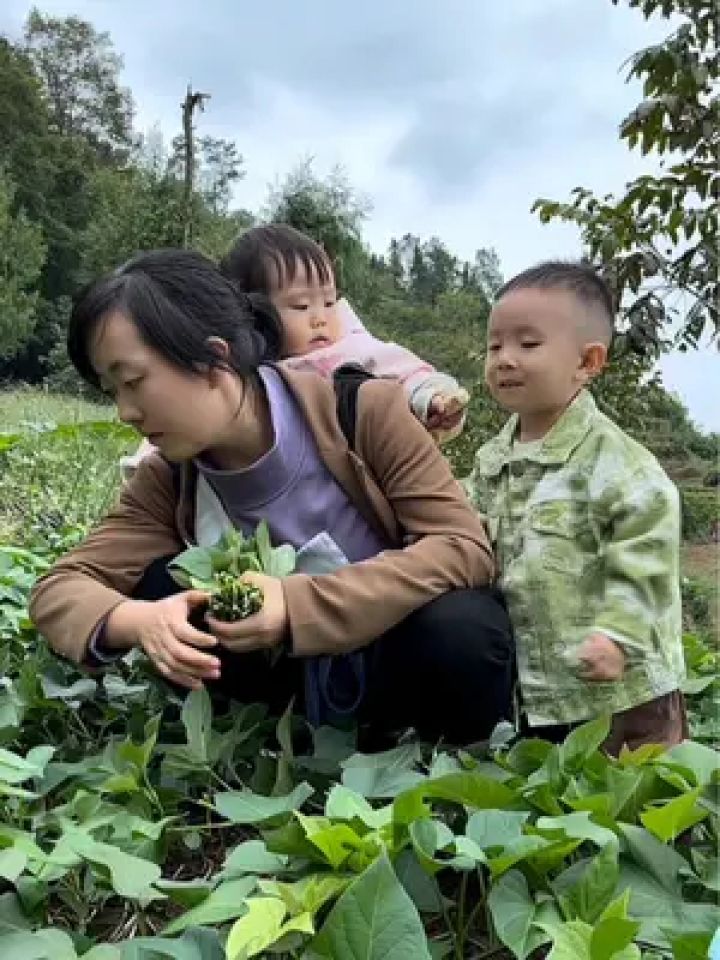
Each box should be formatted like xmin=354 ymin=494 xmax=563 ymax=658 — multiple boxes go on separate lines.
xmin=133 ymin=557 xmax=515 ymax=747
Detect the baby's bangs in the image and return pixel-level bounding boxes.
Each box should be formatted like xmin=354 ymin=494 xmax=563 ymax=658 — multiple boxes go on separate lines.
xmin=272 ymin=246 xmax=333 ymax=288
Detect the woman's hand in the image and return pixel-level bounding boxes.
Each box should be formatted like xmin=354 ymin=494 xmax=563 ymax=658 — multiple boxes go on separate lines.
xmin=206 ymin=573 xmax=289 ymax=653
xmin=106 ymin=593 xmax=221 ymax=690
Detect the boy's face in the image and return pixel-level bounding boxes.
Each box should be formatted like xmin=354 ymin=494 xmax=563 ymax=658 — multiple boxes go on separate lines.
xmin=270 ymin=259 xmax=343 ymax=358
xmin=485 ymin=287 xmax=597 ymax=419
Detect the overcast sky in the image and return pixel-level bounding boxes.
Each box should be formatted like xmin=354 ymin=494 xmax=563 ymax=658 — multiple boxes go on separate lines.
xmin=4 ymin=0 xmax=718 ymax=430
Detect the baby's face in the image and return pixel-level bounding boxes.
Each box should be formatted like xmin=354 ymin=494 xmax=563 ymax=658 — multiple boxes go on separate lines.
xmin=270 ymin=259 xmax=343 ymax=358
xmin=485 ymin=287 xmax=590 ymax=417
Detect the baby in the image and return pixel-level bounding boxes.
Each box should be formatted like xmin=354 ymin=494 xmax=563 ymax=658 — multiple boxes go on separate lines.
xmin=223 ymin=224 xmax=469 ymax=440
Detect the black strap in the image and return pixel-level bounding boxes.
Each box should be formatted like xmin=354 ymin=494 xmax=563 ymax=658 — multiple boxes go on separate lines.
xmin=332 ymin=363 xmax=375 ymax=451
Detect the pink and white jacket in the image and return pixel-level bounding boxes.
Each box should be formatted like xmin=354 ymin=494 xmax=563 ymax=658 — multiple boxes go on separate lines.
xmin=282 ymin=299 xmax=463 ymax=424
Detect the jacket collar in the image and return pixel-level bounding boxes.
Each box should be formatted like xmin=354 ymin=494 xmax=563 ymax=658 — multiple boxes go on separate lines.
xmin=475 ymin=389 xmax=598 ymax=478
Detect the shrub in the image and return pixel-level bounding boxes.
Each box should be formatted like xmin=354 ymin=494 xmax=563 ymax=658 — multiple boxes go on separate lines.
xmin=681 ymin=488 xmax=719 ymax=542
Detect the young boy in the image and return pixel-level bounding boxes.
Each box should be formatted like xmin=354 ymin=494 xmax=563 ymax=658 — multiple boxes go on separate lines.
xmin=469 ymin=261 xmax=687 ymax=755
xmin=121 ymin=225 xmax=470 ymax=479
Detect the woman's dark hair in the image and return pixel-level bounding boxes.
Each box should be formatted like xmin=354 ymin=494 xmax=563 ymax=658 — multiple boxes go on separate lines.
xmin=220 ymin=224 xmax=333 ymax=295
xmin=67 ymin=249 xmax=283 ymax=388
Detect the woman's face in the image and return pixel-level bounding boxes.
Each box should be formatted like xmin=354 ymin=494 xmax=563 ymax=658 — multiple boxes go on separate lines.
xmin=90 ymin=309 xmax=235 ymax=462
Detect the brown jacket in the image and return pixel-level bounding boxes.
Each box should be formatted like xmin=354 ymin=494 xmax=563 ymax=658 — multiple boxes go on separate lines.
xmin=30 ymin=367 xmax=494 ymax=664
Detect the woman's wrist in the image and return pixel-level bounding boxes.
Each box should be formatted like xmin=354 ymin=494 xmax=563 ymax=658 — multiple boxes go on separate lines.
xmin=104 ymin=600 xmax=147 ymax=650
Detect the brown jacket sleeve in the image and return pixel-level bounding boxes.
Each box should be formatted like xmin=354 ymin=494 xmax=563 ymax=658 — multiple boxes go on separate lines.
xmin=283 ymin=380 xmax=495 ymax=656
xmin=29 ymin=456 xmax=184 ymax=664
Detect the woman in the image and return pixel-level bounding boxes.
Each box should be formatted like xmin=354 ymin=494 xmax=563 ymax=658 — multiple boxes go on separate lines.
xmin=30 ymin=250 xmax=513 ymax=745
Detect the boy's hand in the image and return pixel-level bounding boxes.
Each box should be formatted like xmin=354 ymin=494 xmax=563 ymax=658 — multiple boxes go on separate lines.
xmin=206 ymin=573 xmax=289 ymax=653
xmin=576 ymin=632 xmax=626 ymax=681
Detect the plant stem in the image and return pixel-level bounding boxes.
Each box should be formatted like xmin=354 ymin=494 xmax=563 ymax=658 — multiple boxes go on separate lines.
xmin=456 ymin=871 xmax=469 ymax=953
xmin=435 ymin=876 xmax=461 ymax=960
xmin=207 ymin=766 xmax=233 ymax=792
xmin=167 ymin=821 xmax=239 ymax=834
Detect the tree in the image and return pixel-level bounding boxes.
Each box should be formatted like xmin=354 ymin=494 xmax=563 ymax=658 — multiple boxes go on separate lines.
xmin=78 ymin=158 xmax=253 ymax=280
xmin=0 ymin=36 xmax=97 ymax=380
xmin=265 ymin=160 xmax=370 ymax=294
xmin=533 ymin=0 xmax=718 ymax=352
xmin=0 ymin=39 xmax=51 ymax=222
xmin=388 ymin=238 xmax=405 ymax=290
xmin=197 ymin=136 xmax=245 ymax=214
xmin=24 ymin=7 xmax=134 ymax=159
xmin=408 ymin=242 xmax=432 ymax=302
xmin=0 ymin=171 xmax=46 ymax=357
xmin=77 ymin=164 xmax=185 ymax=281
xmin=460 ymin=248 xmax=503 ymax=304
xmin=422 ymin=237 xmax=457 ymax=305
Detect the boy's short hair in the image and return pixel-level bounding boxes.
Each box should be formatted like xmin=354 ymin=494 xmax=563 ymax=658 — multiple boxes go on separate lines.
xmin=220 ymin=224 xmax=333 ymax=295
xmin=497 ymin=261 xmax=615 ymax=344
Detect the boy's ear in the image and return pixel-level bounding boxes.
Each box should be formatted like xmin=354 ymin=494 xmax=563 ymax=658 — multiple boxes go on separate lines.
xmin=579 ymin=341 xmax=607 ymax=381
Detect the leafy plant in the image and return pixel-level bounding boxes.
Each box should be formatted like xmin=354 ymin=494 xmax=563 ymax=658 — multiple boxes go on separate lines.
xmin=533 ymin=0 xmax=718 ymax=351
xmin=0 ymin=401 xmax=717 ymax=958
xmin=168 ymin=523 xmax=296 ymax=621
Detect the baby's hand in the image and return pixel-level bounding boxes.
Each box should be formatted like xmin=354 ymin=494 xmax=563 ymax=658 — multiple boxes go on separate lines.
xmin=575 ymin=633 xmax=626 ymax=681
xmin=426 ymin=388 xmax=470 ymax=442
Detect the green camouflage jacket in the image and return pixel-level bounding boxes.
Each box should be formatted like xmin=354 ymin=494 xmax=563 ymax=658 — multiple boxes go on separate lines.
xmin=469 ymin=389 xmax=685 ymax=726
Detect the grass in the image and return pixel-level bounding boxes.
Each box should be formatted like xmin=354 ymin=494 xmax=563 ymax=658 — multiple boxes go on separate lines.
xmin=0 ymin=385 xmax=115 ymax=431
xmin=0 ymin=388 xmax=136 ymax=543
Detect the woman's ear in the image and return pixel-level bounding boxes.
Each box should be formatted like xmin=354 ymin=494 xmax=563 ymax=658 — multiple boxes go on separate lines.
xmin=207 ymin=336 xmax=230 ymax=361
xmin=579 ymin=341 xmax=607 ymax=382
xmin=205 ymin=337 xmax=231 ymax=387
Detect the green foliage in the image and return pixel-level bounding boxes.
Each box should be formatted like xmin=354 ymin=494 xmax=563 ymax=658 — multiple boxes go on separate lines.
xmin=170 ymin=134 xmax=246 ymax=216
xmin=169 ymin=524 xmax=296 ymax=623
xmin=24 ymin=7 xmax=134 ymax=156
xmin=680 ymin=489 xmax=718 ymax=542
xmin=533 ymin=0 xmax=718 ymax=351
xmin=0 ymin=39 xmax=52 ymax=222
xmin=0 ymin=16 xmax=252 ymax=382
xmin=77 ymin=164 xmax=187 ymax=281
xmin=642 ymin=387 xmax=719 ymax=464
xmin=681 ymin=579 xmax=716 ymax=634
xmin=0 ymin=171 xmax=46 ymax=357
xmin=12 ymin=414 xmax=720 ymax=959
xmin=170 ymin=525 xmax=296 ymax=588
xmin=0 ymin=594 xmax=717 ymax=960
xmin=682 ymin=630 xmax=720 ymax=747
xmin=0 ymin=409 xmax=717 ymax=956
xmin=0 ymin=394 xmax=134 ymax=543
xmin=209 ymin=575 xmax=263 ymax=623
xmin=264 ymin=159 xmax=370 ymax=294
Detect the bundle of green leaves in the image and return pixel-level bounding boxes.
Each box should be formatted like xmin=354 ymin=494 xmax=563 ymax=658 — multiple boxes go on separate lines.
xmin=168 ymin=523 xmax=296 ymax=622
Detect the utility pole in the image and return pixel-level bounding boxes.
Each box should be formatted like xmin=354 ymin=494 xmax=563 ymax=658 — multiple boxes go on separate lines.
xmin=181 ymin=85 xmax=210 ymax=247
